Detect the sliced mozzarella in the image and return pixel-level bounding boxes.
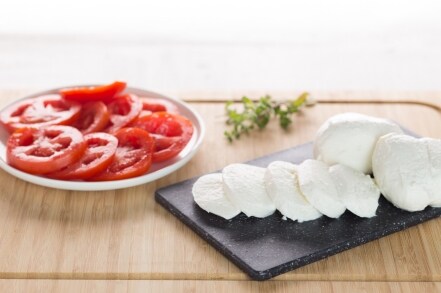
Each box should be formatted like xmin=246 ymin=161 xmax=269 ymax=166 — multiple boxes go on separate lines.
xmin=264 ymin=161 xmax=322 ymax=222
xmin=423 ymin=138 xmax=441 ymax=207
xmin=296 ymin=159 xmax=346 ymax=218
xmin=329 ymin=164 xmax=380 ymax=218
xmin=192 ymin=173 xmax=241 ymax=220
xmin=372 ymin=133 xmax=432 ymax=212
xmin=223 ymin=163 xmax=276 ymax=218
xmin=314 ymin=112 xmax=403 ymax=174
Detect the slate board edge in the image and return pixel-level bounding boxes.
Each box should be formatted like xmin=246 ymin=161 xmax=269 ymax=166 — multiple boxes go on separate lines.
xmin=154 ymin=131 xmax=441 ymax=281
xmin=156 ymin=190 xmax=441 ymax=281
xmin=155 ymin=192 xmax=261 ymax=279
xmin=254 ymin=207 xmax=441 ymax=280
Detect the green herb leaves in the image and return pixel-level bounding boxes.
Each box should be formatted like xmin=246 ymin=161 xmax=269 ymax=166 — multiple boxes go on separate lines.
xmin=224 ymin=92 xmax=311 ymax=142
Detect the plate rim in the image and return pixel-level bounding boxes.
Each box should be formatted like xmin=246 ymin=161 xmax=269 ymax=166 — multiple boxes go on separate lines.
xmin=0 ymin=85 xmax=206 ymax=191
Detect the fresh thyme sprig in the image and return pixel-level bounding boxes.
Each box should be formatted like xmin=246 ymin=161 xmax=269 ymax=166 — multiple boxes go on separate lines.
xmin=224 ymin=92 xmax=311 ymax=142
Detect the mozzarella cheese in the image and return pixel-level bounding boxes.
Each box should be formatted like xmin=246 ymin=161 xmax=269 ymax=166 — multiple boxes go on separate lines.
xmin=314 ymin=112 xmax=403 ymax=174
xmin=192 ymin=173 xmax=241 ymax=219
xmin=223 ymin=163 xmax=276 ymax=218
xmin=193 ymin=112 xmax=441 ymax=220
xmin=426 ymin=138 xmax=441 ymax=207
xmin=329 ymin=164 xmax=380 ymax=218
xmin=372 ymin=133 xmax=432 ymax=211
xmin=296 ymin=159 xmax=346 ymax=218
xmin=264 ymin=161 xmax=322 ymax=222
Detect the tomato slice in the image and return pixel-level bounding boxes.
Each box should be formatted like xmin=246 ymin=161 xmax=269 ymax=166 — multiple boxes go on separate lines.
xmin=0 ymin=95 xmax=81 ymax=133
xmin=48 ymin=132 xmax=118 ymax=180
xmin=60 ymin=81 xmax=127 ymax=103
xmin=6 ymin=125 xmax=86 ymax=175
xmin=105 ymin=94 xmax=142 ymax=133
xmin=91 ymin=128 xmax=154 ymax=181
xmin=139 ymin=97 xmax=179 ymax=117
xmin=73 ymin=102 xmax=110 ymax=134
xmin=131 ymin=112 xmax=193 ymax=162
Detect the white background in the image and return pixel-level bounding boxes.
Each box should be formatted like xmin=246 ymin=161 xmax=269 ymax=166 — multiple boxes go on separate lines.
xmin=1 ymin=0 xmax=441 ymax=91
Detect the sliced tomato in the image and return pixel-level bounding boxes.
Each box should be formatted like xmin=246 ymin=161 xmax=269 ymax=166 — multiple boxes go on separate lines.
xmin=91 ymin=128 xmax=154 ymax=181
xmin=105 ymin=94 xmax=142 ymax=133
xmin=139 ymin=97 xmax=179 ymax=117
xmin=131 ymin=112 xmax=193 ymax=162
xmin=0 ymin=95 xmax=81 ymax=133
xmin=48 ymin=132 xmax=118 ymax=180
xmin=73 ymin=102 xmax=110 ymax=134
xmin=60 ymin=81 xmax=127 ymax=103
xmin=6 ymin=125 xmax=86 ymax=175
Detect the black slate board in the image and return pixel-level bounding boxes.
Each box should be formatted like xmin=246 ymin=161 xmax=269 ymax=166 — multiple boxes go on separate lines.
xmin=155 ymin=141 xmax=441 ymax=281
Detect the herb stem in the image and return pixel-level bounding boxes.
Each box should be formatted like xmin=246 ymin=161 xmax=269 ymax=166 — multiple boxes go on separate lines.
xmin=224 ymin=92 xmax=312 ymax=142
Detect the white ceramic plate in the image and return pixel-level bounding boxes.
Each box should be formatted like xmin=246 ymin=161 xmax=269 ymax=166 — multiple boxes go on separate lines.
xmin=0 ymin=86 xmax=205 ymax=191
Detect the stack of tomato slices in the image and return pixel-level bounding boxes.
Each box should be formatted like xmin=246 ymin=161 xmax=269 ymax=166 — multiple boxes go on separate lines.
xmin=0 ymin=81 xmax=194 ymax=181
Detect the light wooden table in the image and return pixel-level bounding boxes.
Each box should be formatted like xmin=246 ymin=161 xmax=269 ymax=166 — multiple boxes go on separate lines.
xmin=0 ymin=90 xmax=441 ymax=292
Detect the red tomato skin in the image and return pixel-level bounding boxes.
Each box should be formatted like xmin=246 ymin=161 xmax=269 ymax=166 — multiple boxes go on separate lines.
xmin=131 ymin=112 xmax=193 ymax=162
xmin=73 ymin=102 xmax=110 ymax=134
xmin=0 ymin=95 xmax=81 ymax=133
xmin=105 ymin=94 xmax=142 ymax=134
xmin=90 ymin=128 xmax=154 ymax=181
xmin=48 ymin=132 xmax=118 ymax=180
xmin=142 ymin=103 xmax=166 ymax=112
xmin=6 ymin=126 xmax=86 ymax=175
xmin=60 ymin=81 xmax=127 ymax=103
xmin=1 ymin=84 xmax=196 ymax=182
xmin=138 ymin=97 xmax=179 ymax=118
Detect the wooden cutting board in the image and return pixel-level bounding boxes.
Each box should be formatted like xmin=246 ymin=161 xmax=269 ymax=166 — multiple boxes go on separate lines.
xmin=1 ymin=280 xmax=441 ymax=292
xmin=0 ymin=90 xmax=441 ymax=291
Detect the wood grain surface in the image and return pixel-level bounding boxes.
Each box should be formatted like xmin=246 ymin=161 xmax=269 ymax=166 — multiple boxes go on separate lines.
xmin=0 ymin=90 xmax=441 ymax=291
xmin=1 ymin=280 xmax=441 ymax=293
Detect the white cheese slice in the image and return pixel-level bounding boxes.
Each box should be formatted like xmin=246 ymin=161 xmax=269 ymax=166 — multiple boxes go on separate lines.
xmin=329 ymin=164 xmax=380 ymax=218
xmin=372 ymin=133 xmax=432 ymax=212
xmin=223 ymin=163 xmax=276 ymax=218
xmin=314 ymin=112 xmax=403 ymax=174
xmin=264 ymin=161 xmax=322 ymax=222
xmin=296 ymin=159 xmax=346 ymax=218
xmin=423 ymin=138 xmax=441 ymax=207
xmin=192 ymin=173 xmax=241 ymax=220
